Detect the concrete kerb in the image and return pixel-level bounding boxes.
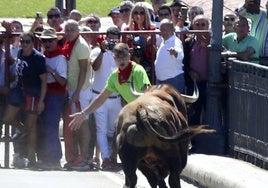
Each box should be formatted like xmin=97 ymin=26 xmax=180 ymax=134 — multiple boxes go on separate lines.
xmin=182 ymin=154 xmax=268 ymax=188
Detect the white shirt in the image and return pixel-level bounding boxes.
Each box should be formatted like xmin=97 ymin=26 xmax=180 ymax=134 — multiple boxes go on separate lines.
xmin=154 ymin=34 xmax=184 ymax=81
xmin=91 ymin=49 xmax=117 ymax=92
xmin=46 ymin=55 xmax=67 ymax=84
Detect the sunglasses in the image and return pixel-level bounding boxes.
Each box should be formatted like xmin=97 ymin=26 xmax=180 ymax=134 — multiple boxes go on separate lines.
xmin=87 ymin=20 xmax=99 ymax=24
xmin=47 ymin=14 xmax=61 ymax=19
xmin=159 ymin=13 xmax=170 ymax=17
xmin=41 ymin=38 xmax=55 ymax=43
xmin=224 ymin=17 xmax=235 ymax=22
xmin=194 ymin=23 xmax=206 ymax=27
xmin=120 ymin=8 xmax=130 ymax=13
xmin=20 ymin=39 xmax=32 ymax=44
xmin=134 ymin=11 xmax=146 ymax=15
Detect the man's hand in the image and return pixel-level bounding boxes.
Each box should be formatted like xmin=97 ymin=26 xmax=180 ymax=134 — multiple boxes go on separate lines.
xmin=1 ymin=20 xmax=12 ymax=34
xmin=167 ymin=47 xmax=178 ymax=58
xmin=69 ymin=112 xmax=84 ymax=131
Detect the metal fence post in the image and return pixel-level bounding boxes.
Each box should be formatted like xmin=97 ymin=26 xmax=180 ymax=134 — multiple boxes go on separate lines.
xmin=195 ymin=0 xmax=226 ymax=155
xmin=55 ymin=0 xmax=76 ymax=19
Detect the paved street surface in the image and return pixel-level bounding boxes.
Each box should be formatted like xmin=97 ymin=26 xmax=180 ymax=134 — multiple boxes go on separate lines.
xmin=0 ymin=141 xmax=199 ymax=188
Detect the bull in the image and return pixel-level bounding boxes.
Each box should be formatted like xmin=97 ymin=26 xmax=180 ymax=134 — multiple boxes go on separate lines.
xmin=116 ymin=83 xmax=215 ymax=188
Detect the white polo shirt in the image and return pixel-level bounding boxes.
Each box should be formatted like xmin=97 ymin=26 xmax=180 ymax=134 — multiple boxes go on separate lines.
xmin=154 ymin=34 xmax=184 ymax=81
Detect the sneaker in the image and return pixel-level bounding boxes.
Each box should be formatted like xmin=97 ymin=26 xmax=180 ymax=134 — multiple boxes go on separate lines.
xmin=26 ymin=160 xmax=37 ymax=169
xmin=63 ymin=155 xmax=83 ymax=170
xmin=92 ymin=157 xmax=101 ymax=169
xmin=37 ymin=160 xmax=62 ymax=171
xmin=101 ymin=158 xmax=121 ymax=171
xmin=11 ymin=131 xmax=28 ymax=141
xmin=63 ymin=162 xmax=73 ymax=170
xmin=13 ymin=156 xmax=29 ymax=169
xmin=71 ymin=160 xmax=90 ymax=171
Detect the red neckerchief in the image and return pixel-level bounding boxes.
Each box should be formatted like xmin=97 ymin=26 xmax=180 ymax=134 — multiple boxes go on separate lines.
xmin=44 ymin=47 xmax=63 ymax=58
xmin=118 ymin=61 xmax=133 ymax=84
xmin=56 ymin=26 xmax=63 ymax=32
xmin=62 ymin=36 xmax=79 ymax=60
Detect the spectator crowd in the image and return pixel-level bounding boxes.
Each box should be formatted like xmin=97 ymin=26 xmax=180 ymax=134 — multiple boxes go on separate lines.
xmin=0 ymin=0 xmax=266 ymax=171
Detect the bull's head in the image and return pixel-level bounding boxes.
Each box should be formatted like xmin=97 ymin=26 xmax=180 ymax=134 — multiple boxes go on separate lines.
xmin=130 ymin=77 xmax=199 ymax=103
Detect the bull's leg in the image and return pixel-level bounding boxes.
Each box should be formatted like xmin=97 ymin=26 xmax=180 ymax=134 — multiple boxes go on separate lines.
xmin=168 ymin=171 xmax=181 ymax=188
xmin=119 ymin=142 xmax=142 ymax=188
xmin=122 ymin=158 xmax=138 ymax=188
xmin=138 ymin=160 xmax=158 ymax=188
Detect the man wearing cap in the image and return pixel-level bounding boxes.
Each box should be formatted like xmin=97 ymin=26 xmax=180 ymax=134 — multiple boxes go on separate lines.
xmin=36 ymin=28 xmax=67 ymax=170
xmin=167 ymin=0 xmax=188 ymax=27
xmin=108 ymin=7 xmax=123 ymax=30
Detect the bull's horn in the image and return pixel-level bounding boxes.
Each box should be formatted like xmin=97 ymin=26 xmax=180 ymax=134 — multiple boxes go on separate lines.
xmin=181 ymin=81 xmax=199 ymax=103
xmin=130 ymin=76 xmax=144 ymax=96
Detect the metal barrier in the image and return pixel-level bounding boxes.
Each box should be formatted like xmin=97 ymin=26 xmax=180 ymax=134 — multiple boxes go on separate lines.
xmin=227 ymin=59 xmax=268 ymax=169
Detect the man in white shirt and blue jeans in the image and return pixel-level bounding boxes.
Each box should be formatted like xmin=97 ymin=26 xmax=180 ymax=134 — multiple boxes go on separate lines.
xmin=154 ymin=18 xmax=185 ymax=93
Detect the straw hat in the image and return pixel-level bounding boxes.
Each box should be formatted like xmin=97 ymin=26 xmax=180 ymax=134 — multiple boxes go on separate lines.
xmin=37 ymin=28 xmax=63 ymax=40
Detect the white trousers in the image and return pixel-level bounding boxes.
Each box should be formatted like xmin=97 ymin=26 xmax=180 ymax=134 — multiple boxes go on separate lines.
xmin=93 ymin=92 xmax=122 ymax=160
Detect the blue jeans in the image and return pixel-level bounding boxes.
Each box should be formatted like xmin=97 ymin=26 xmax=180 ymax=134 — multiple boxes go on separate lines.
xmin=157 ymin=73 xmax=185 ymax=93
xmin=37 ymin=93 xmax=66 ymax=163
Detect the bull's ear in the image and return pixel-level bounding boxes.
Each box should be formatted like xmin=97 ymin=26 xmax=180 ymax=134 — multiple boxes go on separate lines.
xmin=126 ymin=124 xmax=148 ymax=147
xmin=181 ymin=81 xmax=199 ymax=103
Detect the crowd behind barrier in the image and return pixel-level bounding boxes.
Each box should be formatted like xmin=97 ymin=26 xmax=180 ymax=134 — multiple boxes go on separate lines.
xmin=1 ymin=29 xmax=268 ymax=170
xmin=0 ymin=30 xmax=210 ymax=168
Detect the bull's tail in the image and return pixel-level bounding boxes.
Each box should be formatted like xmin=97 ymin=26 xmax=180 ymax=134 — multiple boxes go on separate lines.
xmin=162 ymin=125 xmax=216 ymax=142
xmin=136 ymin=105 xmax=215 ymax=142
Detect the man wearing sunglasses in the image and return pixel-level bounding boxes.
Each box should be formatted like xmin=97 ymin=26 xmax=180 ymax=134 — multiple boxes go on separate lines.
xmin=35 ymin=28 xmax=67 ymax=170
xmin=237 ymin=0 xmax=268 ymax=57
xmin=119 ymin=0 xmax=134 ymax=30
xmin=223 ymin=13 xmax=237 ymax=35
xmin=30 ymin=7 xmax=63 ymax=33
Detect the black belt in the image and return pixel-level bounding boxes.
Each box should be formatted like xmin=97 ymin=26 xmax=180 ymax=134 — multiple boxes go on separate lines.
xmin=92 ymin=89 xmax=120 ymax=99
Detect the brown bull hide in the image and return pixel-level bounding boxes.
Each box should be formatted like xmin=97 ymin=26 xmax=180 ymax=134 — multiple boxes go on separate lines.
xmin=116 ymin=84 xmax=215 ymax=188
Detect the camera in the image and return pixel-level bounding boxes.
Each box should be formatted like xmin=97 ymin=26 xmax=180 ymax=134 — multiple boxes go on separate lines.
xmin=36 ymin=12 xmax=42 ymax=19
xmin=132 ymin=45 xmax=143 ymax=58
xmin=107 ymin=40 xmax=116 ymax=50
xmin=35 ymin=12 xmax=44 ymax=32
